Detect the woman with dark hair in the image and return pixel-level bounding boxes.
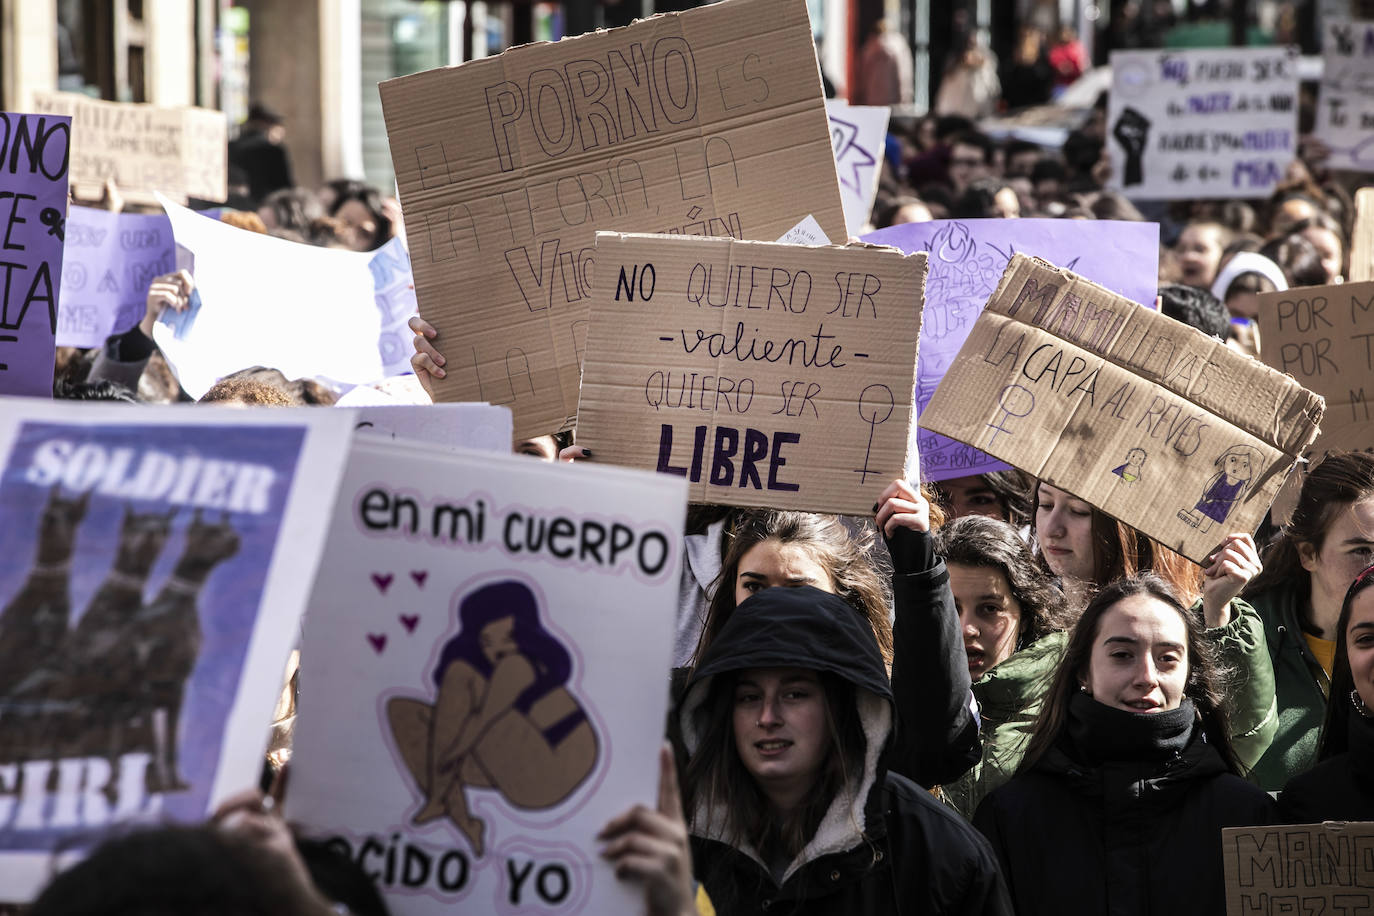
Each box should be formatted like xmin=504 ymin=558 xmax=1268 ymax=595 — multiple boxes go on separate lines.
xmin=690 ymin=483 xmax=980 ymax=788
xmin=931 ymin=470 xmax=1035 ymax=527
xmin=329 ymin=183 xmax=393 ymax=252
xmin=386 ymin=579 xmax=597 ymax=856
xmin=1279 ymin=563 xmax=1374 ymax=821
xmin=936 ymin=515 xmax=1071 ymax=816
xmin=974 ymin=575 xmax=1275 ymax=915
xmin=1032 ymin=482 xmax=1276 ymax=770
xmin=1244 ymin=451 xmax=1374 ymax=790
xmin=680 ymin=584 xmax=1013 ymax=915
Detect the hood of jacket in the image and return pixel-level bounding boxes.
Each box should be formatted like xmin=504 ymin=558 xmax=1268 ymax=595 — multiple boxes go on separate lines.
xmin=680 ymin=584 xmax=892 ymax=885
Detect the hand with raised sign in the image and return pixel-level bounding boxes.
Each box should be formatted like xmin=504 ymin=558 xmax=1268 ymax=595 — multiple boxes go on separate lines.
xmin=142 ymin=269 xmax=195 ymax=337
xmin=1112 ymin=106 xmax=1151 ymax=187
xmin=598 ymin=743 xmax=696 ymax=916
xmin=408 ymin=314 xmax=446 ymax=399
xmin=1200 ymin=533 xmax=1263 ymax=629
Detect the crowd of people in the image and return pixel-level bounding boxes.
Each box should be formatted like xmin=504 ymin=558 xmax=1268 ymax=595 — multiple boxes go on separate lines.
xmin=10 ymin=16 xmax=1374 ymax=916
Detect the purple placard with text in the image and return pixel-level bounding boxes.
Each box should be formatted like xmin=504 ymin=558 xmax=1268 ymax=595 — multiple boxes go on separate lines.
xmin=862 ymin=218 xmax=1160 ymax=481
xmin=1 ymin=112 xmax=72 ymax=398
xmin=57 ymin=207 xmax=175 ymax=348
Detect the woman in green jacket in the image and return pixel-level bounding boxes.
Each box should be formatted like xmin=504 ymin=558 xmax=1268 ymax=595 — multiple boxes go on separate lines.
xmin=1242 ymin=451 xmax=1374 ymax=790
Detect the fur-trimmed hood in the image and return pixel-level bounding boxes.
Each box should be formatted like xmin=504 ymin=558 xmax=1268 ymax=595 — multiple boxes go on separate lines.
xmin=679 ymin=585 xmax=893 ymax=886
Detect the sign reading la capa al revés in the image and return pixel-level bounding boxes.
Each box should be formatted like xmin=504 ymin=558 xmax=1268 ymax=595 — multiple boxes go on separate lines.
xmin=576 ymin=232 xmax=926 ymax=515
xmin=379 ymin=0 xmax=846 ymax=440
xmin=920 ymin=254 xmax=1323 ymax=563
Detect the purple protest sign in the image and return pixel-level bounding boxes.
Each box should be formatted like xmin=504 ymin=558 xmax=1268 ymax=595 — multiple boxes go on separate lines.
xmin=0 ymin=112 xmax=71 ymax=398
xmin=862 ymin=218 xmax=1160 ymax=481
xmin=57 ymin=207 xmax=175 ymax=348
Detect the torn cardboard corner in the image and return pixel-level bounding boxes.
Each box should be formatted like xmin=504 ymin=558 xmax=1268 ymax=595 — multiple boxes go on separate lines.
xmin=31 ymin=91 xmax=227 ymax=205
xmin=379 ymin=0 xmax=847 ymax=441
xmin=1223 ymin=823 xmax=1374 ymax=916
xmin=921 ymin=253 xmax=1324 ymax=564
xmin=1256 ymin=280 xmax=1374 ymax=522
xmin=576 ymin=231 xmax=926 ymax=515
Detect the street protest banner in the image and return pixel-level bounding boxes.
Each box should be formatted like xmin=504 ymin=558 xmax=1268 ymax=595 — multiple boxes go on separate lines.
xmin=0 ymin=399 xmax=353 ymax=901
xmin=287 ymin=440 xmax=686 ymax=916
xmin=1223 ymin=823 xmax=1374 ymax=916
xmin=56 ymin=206 xmax=176 ymax=348
xmin=1315 ymin=21 xmax=1374 ymax=172
xmin=863 ymin=218 xmax=1161 ymax=482
xmin=154 ymin=198 xmax=418 ymax=398
xmin=1256 ymin=280 xmax=1374 ymax=521
xmin=30 ymin=92 xmax=227 ymax=205
xmin=380 ymin=0 xmax=847 ymax=440
xmin=1108 ymin=48 xmax=1299 ymax=200
xmin=576 ymin=232 xmax=925 ymax=515
xmin=0 ymin=111 xmax=71 ymax=399
xmin=826 ymin=101 xmax=889 ymax=238
xmin=348 ymin=404 xmax=514 ymax=454
xmin=920 ymin=254 xmax=1324 ymax=564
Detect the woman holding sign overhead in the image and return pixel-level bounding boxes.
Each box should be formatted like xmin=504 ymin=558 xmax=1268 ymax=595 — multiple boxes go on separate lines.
xmin=973 ymin=575 xmax=1276 ymax=916
xmin=680 ymin=583 xmax=1013 ymax=915
xmin=1032 ymin=482 xmax=1278 ymax=772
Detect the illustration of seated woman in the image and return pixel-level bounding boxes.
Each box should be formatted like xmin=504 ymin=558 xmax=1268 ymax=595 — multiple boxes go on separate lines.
xmin=1178 ymin=445 xmax=1260 ymax=533
xmin=387 ymin=579 xmax=598 ymax=857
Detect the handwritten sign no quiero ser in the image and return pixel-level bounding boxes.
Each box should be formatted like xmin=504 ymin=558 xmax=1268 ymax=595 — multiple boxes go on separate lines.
xmin=576 ymin=233 xmax=926 ymax=515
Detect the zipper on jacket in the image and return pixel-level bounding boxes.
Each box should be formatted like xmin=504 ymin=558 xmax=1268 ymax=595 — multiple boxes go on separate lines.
xmin=1275 ymin=624 xmax=1331 ymax=695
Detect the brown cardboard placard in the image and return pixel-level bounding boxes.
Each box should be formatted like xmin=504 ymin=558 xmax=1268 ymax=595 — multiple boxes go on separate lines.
xmin=1222 ymin=823 xmax=1374 ymax=915
xmin=379 ymin=0 xmax=847 ymax=440
xmin=576 ymin=232 xmax=925 ymax=515
xmin=920 ymin=254 xmax=1324 ymax=564
xmin=30 ymin=91 xmax=227 ymax=205
xmin=1256 ymin=281 xmax=1374 ymax=522
xmin=1352 ymin=188 xmax=1374 ymax=284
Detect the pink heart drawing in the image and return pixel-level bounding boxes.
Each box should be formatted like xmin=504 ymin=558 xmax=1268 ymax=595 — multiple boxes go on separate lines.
xmin=371 ymin=573 xmax=393 ymax=594
xmin=399 ymin=614 xmax=419 ymax=634
xmin=367 ymin=633 xmax=387 ymax=654
xmin=410 ymin=570 xmax=428 ymax=588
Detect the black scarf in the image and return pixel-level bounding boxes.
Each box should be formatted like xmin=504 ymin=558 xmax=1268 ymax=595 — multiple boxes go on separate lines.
xmin=1066 ymin=692 xmax=1197 ymax=766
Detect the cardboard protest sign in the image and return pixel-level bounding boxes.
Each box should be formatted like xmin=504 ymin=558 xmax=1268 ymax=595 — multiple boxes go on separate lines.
xmin=155 ymin=199 xmax=417 ymax=398
xmin=575 ymin=232 xmax=925 ymax=515
xmin=920 ymin=254 xmax=1324 ymax=563
xmin=287 ymin=440 xmax=686 ymax=916
xmin=348 ymin=404 xmax=514 ymax=454
xmin=826 ymin=101 xmax=889 ymax=238
xmin=30 ymin=92 xmax=227 ymax=205
xmin=863 ymin=218 xmax=1161 ymax=482
xmin=1256 ymin=280 xmax=1374 ymax=521
xmin=380 ymin=0 xmax=846 ymax=440
xmin=57 ymin=206 xmax=175 ymax=348
xmin=0 ymin=112 xmax=70 ymax=399
xmin=1108 ymin=48 xmax=1299 ymax=200
xmin=1223 ymin=823 xmax=1374 ymax=915
xmin=1316 ymin=21 xmax=1374 ymax=172
xmin=0 ymin=400 xmax=353 ymax=901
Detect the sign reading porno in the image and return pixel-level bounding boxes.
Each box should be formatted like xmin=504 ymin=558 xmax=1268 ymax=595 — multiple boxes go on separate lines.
xmin=920 ymin=254 xmax=1324 ymax=563
xmin=380 ymin=0 xmax=847 ymax=440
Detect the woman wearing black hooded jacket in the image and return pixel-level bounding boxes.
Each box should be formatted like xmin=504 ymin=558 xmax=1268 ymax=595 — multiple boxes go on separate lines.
xmin=679 ymin=584 xmax=1012 ymax=915
xmin=973 ymin=575 xmax=1275 ymax=916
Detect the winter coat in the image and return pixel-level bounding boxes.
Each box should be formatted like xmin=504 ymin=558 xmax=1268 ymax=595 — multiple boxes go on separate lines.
xmin=681 ymin=585 xmax=1013 ymax=916
xmin=974 ymin=694 xmax=1276 ymax=916
xmin=934 ymin=597 xmax=1273 ymax=819
xmin=940 ymin=631 xmax=1067 ymax=819
xmin=1245 ymin=581 xmax=1329 ymax=790
xmin=1278 ymin=707 xmax=1374 ymax=823
xmin=886 ymin=527 xmax=981 ymax=788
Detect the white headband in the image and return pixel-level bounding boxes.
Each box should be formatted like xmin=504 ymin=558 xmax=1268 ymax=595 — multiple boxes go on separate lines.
xmin=1211 ymin=251 xmax=1289 ymax=301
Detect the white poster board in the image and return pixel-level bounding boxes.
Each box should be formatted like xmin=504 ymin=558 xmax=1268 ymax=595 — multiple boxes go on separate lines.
xmin=1315 ymin=21 xmax=1374 ymax=172
xmin=347 ymin=404 xmax=513 ymax=454
xmin=826 ymin=101 xmax=890 ymax=238
xmin=1108 ymin=48 xmax=1299 ymax=199
xmin=0 ymin=400 xmax=352 ymax=902
xmin=287 ymin=440 xmax=686 ymax=916
xmin=154 ymin=198 xmax=418 ymax=398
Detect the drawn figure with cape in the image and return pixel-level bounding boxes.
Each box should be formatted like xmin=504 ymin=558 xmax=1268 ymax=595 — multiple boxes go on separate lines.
xmin=387 ymin=578 xmax=599 ymax=857
xmin=1178 ymin=445 xmax=1261 ymax=533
